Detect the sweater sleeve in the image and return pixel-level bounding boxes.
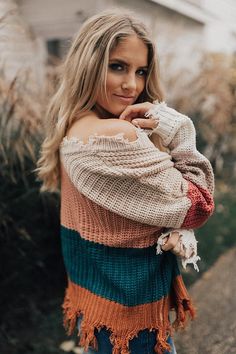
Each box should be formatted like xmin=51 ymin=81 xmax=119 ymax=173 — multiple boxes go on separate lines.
xmin=60 ymin=104 xmax=214 ymax=229
xmin=145 ymin=102 xmax=215 ymax=228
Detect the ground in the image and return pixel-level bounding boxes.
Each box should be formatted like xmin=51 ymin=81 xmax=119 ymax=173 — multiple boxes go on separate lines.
xmin=174 ymin=247 xmax=236 ymax=354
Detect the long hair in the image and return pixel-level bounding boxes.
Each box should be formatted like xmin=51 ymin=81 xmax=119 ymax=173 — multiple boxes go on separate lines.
xmin=36 ymin=10 xmax=164 ymax=192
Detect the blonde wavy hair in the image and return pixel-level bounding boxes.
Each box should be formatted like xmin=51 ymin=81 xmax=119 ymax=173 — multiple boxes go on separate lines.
xmin=36 ymin=10 xmax=164 ymax=192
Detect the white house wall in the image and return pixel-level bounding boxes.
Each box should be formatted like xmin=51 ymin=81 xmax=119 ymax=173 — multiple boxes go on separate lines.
xmin=202 ymin=0 xmax=236 ymax=53
xmin=116 ymin=0 xmax=204 ymax=74
xmin=18 ymin=0 xmax=204 ymax=78
xmin=19 ymin=0 xmax=115 ymax=39
xmin=3 ymin=0 xmax=233 ymax=88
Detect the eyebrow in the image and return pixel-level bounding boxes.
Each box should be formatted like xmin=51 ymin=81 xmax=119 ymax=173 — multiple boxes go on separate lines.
xmin=109 ymin=58 xmax=148 ymax=69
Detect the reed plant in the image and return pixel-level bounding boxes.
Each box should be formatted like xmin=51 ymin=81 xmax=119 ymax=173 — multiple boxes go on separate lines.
xmin=0 ymin=66 xmax=66 ymax=354
xmin=162 ymin=52 xmax=236 ymax=284
xmin=163 ymin=53 xmax=236 ymax=180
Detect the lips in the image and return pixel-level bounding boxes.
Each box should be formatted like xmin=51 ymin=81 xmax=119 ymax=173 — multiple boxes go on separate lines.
xmin=114 ymin=94 xmax=135 ymax=104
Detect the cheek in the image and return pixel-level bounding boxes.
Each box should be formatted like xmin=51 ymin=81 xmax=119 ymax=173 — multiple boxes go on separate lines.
xmin=137 ymin=78 xmax=146 ymax=95
xmin=105 ymin=73 xmax=121 ymax=93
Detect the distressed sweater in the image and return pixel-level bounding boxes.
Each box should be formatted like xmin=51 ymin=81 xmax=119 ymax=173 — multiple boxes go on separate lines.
xmin=59 ymin=102 xmax=214 ymax=354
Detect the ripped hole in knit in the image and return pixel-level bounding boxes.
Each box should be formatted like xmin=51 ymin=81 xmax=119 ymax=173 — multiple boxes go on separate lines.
xmin=61 ymin=127 xmax=144 ymax=148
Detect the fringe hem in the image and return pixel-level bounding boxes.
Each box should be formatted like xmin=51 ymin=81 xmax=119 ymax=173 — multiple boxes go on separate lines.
xmin=62 ymin=286 xmax=195 ymax=354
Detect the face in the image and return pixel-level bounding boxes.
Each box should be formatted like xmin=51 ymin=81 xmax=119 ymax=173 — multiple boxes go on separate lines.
xmin=95 ymin=34 xmax=148 ymax=118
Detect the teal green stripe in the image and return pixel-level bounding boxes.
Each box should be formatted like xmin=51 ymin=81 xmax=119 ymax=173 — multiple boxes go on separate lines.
xmin=61 ymin=226 xmax=180 ymax=306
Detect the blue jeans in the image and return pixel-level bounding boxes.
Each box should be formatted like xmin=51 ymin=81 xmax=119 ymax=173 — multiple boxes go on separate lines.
xmin=77 ymin=317 xmax=177 ymax=354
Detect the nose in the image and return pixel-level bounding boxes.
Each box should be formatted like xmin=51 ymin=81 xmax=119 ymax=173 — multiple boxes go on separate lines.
xmin=122 ymin=72 xmax=137 ymax=92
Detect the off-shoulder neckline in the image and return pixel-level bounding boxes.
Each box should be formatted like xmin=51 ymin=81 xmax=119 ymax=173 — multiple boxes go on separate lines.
xmin=60 ymin=126 xmax=154 ymax=151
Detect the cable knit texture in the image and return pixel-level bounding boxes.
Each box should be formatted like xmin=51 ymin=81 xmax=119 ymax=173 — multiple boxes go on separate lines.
xmin=59 ymin=102 xmax=214 ymax=354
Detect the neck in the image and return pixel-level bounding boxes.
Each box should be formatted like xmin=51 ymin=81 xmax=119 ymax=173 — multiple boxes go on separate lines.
xmin=93 ymin=104 xmax=117 ymax=119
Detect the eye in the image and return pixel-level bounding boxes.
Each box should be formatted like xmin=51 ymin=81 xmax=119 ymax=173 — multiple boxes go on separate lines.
xmin=136 ymin=69 xmax=147 ymax=77
xmin=109 ymin=63 xmax=124 ymax=71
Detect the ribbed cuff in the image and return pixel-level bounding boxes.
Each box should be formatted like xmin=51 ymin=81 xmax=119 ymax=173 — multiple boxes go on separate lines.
xmin=145 ymin=101 xmax=188 ymax=146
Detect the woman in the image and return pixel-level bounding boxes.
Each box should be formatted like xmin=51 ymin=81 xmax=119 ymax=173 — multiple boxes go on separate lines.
xmin=37 ymin=10 xmax=214 ymax=354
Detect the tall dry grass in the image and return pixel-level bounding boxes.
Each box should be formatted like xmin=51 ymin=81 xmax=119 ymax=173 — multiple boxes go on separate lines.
xmin=0 ymin=66 xmax=66 ymax=354
xmin=0 ymin=63 xmax=60 ymax=183
xmin=162 ymin=53 xmax=236 ymax=285
xmin=163 ymin=53 xmax=236 ymax=180
xmin=0 ymin=72 xmax=43 ymax=183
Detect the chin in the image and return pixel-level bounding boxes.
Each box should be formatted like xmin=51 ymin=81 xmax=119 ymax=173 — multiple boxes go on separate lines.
xmin=100 ymin=102 xmax=129 ymax=118
xmin=113 ymin=105 xmax=130 ymax=117
xmin=106 ymin=107 xmax=125 ymax=118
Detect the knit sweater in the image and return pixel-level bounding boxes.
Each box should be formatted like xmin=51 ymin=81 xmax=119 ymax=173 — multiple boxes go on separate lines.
xmin=59 ymin=102 xmax=214 ymax=354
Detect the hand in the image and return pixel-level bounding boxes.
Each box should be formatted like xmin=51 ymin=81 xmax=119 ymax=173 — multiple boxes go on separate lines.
xmin=171 ymin=240 xmax=186 ymax=258
xmin=161 ymin=231 xmax=185 ymax=257
xmin=119 ymin=102 xmax=159 ymax=130
xmin=157 ymin=229 xmax=197 ymax=262
xmin=161 ymin=231 xmax=188 ymax=258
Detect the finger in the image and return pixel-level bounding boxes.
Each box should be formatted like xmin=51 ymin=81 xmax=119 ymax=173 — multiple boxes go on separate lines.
xmin=171 ymin=242 xmax=181 ymax=256
xmin=172 ymin=242 xmax=185 ymax=257
xmin=161 ymin=235 xmax=169 ymax=246
xmin=132 ymin=118 xmax=158 ymax=130
xmin=119 ymin=102 xmax=153 ymax=120
xmin=119 ymin=107 xmax=144 ymax=121
xmin=185 ymin=247 xmax=194 ymax=259
xmin=120 ymin=111 xmax=140 ymax=122
xmin=161 ymin=232 xmax=180 ymax=251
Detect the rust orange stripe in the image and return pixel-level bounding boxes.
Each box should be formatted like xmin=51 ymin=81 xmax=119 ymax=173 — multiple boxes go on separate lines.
xmin=183 ymin=180 xmax=214 ymax=228
xmin=60 ymin=165 xmax=162 ymax=248
xmin=62 ymin=275 xmax=195 ymax=353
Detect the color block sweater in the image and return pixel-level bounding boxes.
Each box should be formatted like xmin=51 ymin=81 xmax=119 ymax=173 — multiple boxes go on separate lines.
xmin=59 ymin=102 xmax=214 ymax=354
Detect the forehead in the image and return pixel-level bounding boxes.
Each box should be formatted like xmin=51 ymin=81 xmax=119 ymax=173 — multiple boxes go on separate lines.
xmin=109 ymin=35 xmax=148 ymax=66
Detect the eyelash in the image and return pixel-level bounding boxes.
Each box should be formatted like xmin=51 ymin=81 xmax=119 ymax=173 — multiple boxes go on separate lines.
xmin=109 ymin=63 xmax=147 ymax=76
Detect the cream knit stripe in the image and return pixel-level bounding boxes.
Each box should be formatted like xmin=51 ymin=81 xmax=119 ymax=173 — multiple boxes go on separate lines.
xmin=60 ymin=103 xmax=214 ymax=229
xmin=60 ymin=152 xmax=190 ymax=228
xmin=145 ymin=102 xmax=214 ymax=192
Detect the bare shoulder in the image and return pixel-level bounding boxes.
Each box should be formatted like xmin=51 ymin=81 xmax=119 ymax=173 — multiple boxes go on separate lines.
xmin=99 ymin=119 xmax=137 ymax=142
xmin=66 ymin=114 xmax=137 ymax=143
xmin=66 ymin=113 xmax=95 ymax=139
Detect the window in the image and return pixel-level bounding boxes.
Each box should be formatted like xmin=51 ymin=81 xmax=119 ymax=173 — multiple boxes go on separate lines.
xmin=46 ymin=38 xmax=71 ymax=60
